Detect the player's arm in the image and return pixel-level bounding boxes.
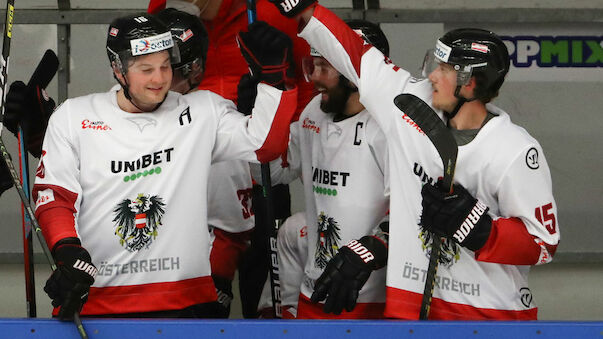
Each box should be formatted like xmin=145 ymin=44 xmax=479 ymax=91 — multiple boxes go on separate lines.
xmin=31 ymin=101 xmax=96 ymax=320
xmin=420 ymin=145 xmax=559 ymax=266
xmin=211 ymin=21 xmax=298 ymax=164
xmin=474 ymin=145 xmax=559 ymax=265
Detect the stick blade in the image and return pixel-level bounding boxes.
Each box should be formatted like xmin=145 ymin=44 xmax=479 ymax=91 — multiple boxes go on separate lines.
xmin=393 ymin=93 xmax=457 ymax=192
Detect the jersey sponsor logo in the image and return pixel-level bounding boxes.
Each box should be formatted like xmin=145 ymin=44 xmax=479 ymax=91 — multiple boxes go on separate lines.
xmin=109 ymin=27 xmax=119 ymax=37
xmin=130 ymin=31 xmax=174 ymax=56
xmin=519 ymin=287 xmax=533 ymax=308
xmin=525 ymin=147 xmax=539 ymax=169
xmin=81 ymin=119 xmax=112 ymax=131
xmin=113 ymin=193 xmax=166 ymax=252
xmin=312 ymin=167 xmax=350 ymax=187
xmin=302 ymin=117 xmax=320 ymax=134
xmin=502 ymin=36 xmax=603 ymax=68
xmin=97 ymin=256 xmax=181 ymax=277
xmin=35 ymin=188 xmax=55 ymax=208
xmin=413 ymin=162 xmax=436 ymax=186
xmin=125 ymin=116 xmax=157 ymax=132
xmin=36 ymin=150 xmax=46 ymax=178
xmin=452 ymin=201 xmax=488 ymax=243
xmin=315 ymin=212 xmax=341 ymax=269
xmin=179 ymin=107 xmax=192 ymax=126
xmin=300 ymin=225 xmax=308 ymax=238
xmin=111 ymin=147 xmax=174 ymax=174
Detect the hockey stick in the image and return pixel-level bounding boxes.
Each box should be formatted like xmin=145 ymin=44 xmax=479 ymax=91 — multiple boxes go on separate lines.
xmin=0 ymin=3 xmax=88 ymax=337
xmin=246 ymin=0 xmax=282 ymax=319
xmin=393 ymin=93 xmax=457 ymax=320
xmin=17 ymin=49 xmax=59 ymax=318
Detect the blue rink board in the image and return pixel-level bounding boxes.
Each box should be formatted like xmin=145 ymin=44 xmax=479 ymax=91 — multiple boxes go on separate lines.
xmin=1 ymin=319 xmax=603 ymax=339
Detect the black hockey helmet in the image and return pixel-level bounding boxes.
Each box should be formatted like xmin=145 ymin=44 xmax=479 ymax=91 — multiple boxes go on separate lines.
xmin=430 ymin=28 xmax=510 ymax=102
xmin=156 ymin=8 xmax=209 ymax=76
xmin=106 ymin=13 xmax=180 ymax=75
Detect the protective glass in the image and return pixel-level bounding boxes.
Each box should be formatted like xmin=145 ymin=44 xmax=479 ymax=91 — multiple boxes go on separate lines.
xmin=421 ymin=48 xmax=473 ymax=86
xmin=302 ymin=56 xmax=340 ymax=83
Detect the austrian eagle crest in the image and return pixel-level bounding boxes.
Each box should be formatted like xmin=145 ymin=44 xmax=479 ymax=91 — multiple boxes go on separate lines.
xmin=419 ymin=228 xmax=460 ymax=268
xmin=112 ymin=193 xmax=166 ymax=252
xmin=315 ymin=212 xmax=342 ymax=269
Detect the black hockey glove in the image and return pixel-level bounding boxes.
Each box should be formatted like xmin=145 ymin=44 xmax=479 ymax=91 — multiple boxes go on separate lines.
xmin=310 ymin=236 xmax=387 ymax=315
xmin=4 ymin=80 xmax=56 ymax=158
xmin=269 ymin=0 xmax=317 ymax=17
xmin=237 ymin=21 xmax=294 ymax=90
xmin=44 ymin=238 xmax=97 ymax=320
xmin=211 ymin=275 xmax=234 ymax=318
xmin=0 ymin=160 xmax=13 ymax=196
xmin=237 ymin=73 xmax=259 ymax=116
xmin=420 ymin=182 xmax=492 ymax=252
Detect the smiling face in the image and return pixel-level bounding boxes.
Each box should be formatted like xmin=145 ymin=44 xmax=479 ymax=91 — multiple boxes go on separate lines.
xmin=116 ymin=51 xmax=173 ymax=112
xmin=306 ymin=56 xmax=351 ymax=115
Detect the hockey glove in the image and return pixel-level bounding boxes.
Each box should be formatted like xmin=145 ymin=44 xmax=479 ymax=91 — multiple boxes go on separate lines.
xmin=237 ymin=21 xmax=294 ymax=90
xmin=310 ymin=236 xmax=387 ymax=315
xmin=237 ymin=73 xmax=259 ymax=116
xmin=269 ymin=0 xmax=317 ymax=17
xmin=211 ymin=275 xmax=234 ymax=318
xmin=420 ymin=182 xmax=492 ymax=252
xmin=4 ymin=81 xmax=56 ymax=158
xmin=44 ymin=238 xmax=97 ymax=320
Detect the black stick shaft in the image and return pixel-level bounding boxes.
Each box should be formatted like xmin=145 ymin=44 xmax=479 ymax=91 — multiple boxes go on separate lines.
xmin=246 ymin=0 xmax=282 ymax=318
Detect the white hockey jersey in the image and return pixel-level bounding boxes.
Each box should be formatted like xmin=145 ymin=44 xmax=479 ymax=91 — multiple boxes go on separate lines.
xmin=33 ymin=84 xmax=296 ymax=315
xmin=300 ymin=5 xmax=560 ymax=320
xmin=268 ymin=95 xmax=389 ymax=317
xmin=207 ymin=160 xmax=254 ymax=233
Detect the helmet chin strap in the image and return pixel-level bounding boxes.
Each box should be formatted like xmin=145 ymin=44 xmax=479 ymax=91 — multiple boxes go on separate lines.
xmin=444 ymin=84 xmax=477 ymax=120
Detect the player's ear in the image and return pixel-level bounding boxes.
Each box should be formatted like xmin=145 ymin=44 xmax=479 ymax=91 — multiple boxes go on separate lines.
xmin=463 ymin=76 xmax=477 ymax=96
xmin=112 ymin=61 xmax=125 ymax=83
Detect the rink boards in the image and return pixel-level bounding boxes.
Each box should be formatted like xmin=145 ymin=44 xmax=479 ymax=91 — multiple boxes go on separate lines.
xmin=1 ymin=318 xmax=602 ymax=338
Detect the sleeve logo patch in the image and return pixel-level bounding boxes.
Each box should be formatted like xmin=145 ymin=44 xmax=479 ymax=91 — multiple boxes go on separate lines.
xmin=36 ymin=189 xmax=55 ymax=208
xmin=525 ymin=147 xmax=539 ymax=169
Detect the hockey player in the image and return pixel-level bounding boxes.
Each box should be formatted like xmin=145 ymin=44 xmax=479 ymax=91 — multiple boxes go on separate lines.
xmin=33 ymin=12 xmax=297 ymax=318
xmin=256 ymin=20 xmax=391 ymax=319
xmin=268 ymin=0 xmax=560 ymax=320
xmin=148 ymin=0 xmax=316 ymax=317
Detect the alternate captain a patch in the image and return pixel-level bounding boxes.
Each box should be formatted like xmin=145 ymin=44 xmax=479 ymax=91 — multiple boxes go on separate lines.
xmin=113 ymin=193 xmax=166 ymax=252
